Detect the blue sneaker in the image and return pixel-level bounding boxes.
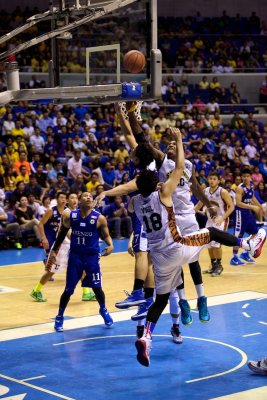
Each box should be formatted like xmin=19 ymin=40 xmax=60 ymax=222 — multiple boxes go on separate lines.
xmin=54 ymin=316 xmax=64 ymax=332
xmin=197 ymin=296 xmax=210 ymax=322
xmin=115 ymin=289 xmax=145 ymax=309
xmin=230 ymin=255 xmax=246 ymax=266
xmin=99 ymin=307 xmax=113 ymax=327
xmin=239 ymin=251 xmax=255 ymax=263
xmin=179 ymin=299 xmax=193 ymax=325
xmin=131 ymin=297 xmax=153 ymax=321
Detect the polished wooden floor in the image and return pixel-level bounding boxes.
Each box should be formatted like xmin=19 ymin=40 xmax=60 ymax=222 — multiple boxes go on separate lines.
xmin=1 ymin=247 xmax=267 ymax=330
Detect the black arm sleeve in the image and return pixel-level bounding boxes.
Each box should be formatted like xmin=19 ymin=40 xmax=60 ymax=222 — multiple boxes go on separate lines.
xmin=51 ymin=225 xmax=69 ymax=253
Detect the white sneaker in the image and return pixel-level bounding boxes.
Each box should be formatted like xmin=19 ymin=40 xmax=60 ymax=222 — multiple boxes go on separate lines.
xmin=135 ymin=336 xmax=152 ymax=367
xmin=170 ymin=326 xmax=183 ymax=344
xmin=248 ymin=228 xmax=266 ymax=258
xmin=248 ymin=357 xmax=267 ymax=375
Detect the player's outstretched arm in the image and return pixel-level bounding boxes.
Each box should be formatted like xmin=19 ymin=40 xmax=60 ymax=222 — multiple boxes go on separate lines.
xmin=95 ymin=178 xmax=138 ymax=205
xmin=46 ymin=209 xmax=71 ymax=271
xmin=160 ymin=128 xmax=184 ymax=205
xmin=114 ymin=103 xmax=137 ymax=151
xmin=98 ymin=215 xmax=114 ymax=256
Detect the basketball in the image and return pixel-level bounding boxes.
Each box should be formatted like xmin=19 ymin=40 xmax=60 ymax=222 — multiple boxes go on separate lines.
xmin=123 ymin=50 xmax=146 ymax=73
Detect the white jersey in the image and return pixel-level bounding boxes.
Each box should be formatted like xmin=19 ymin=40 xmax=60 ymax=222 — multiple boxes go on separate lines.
xmin=158 ymin=156 xmax=195 ymax=215
xmin=133 ymin=191 xmax=182 ymax=251
xmin=204 ymin=186 xmax=226 ymax=217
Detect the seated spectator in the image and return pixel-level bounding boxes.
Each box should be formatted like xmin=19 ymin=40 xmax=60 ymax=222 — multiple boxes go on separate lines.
xmin=2 ymin=113 xmax=15 ymax=136
xmin=28 ymin=194 xmax=40 ymax=215
xmin=0 ymin=206 xmax=22 ymax=249
xmin=151 ymin=125 xmax=162 ymax=142
xmin=195 ymin=155 xmax=211 ymax=176
xmin=220 ymin=138 xmax=235 ymax=160
xmin=67 ymin=149 xmax=87 ymax=181
xmin=101 ymin=161 xmax=115 ymax=190
xmin=35 ymin=163 xmax=48 ymax=188
xmin=25 ymin=174 xmax=43 ymax=201
xmin=70 ymin=174 xmax=87 ymax=194
xmin=153 ymin=110 xmax=170 ymax=132
xmin=230 ymin=112 xmax=247 ymax=129
xmin=114 ymin=162 xmax=126 ymax=185
xmin=114 ymin=142 xmax=129 ymax=164
xmin=252 ymin=166 xmax=264 ymax=187
xmin=30 ymin=153 xmax=41 ymax=174
xmin=86 ymin=172 xmax=100 ymax=195
xmin=15 ymin=165 xmax=30 ymax=184
xmin=211 ymin=111 xmax=223 ymax=129
xmin=192 ymin=96 xmax=206 ymax=113
xmin=230 ymin=89 xmax=241 ymax=104
xmin=47 ymin=161 xmax=63 ymax=183
xmin=30 ymin=127 xmax=45 ymax=153
xmin=15 ymin=196 xmax=42 ymax=242
xmin=197 ymin=169 xmax=208 ymax=185
xmin=209 ymin=77 xmax=221 ymax=93
xmin=245 ymin=138 xmax=259 ymax=160
xmin=6 ymin=144 xmax=19 ymax=166
xmin=38 ymin=110 xmax=53 ymax=133
xmin=103 ymin=195 xmax=132 ymax=239
xmin=231 ymin=175 xmax=242 ymax=191
xmin=198 ymin=76 xmax=209 ymax=90
xmin=11 ymin=120 xmax=27 ymax=138
xmin=11 ymin=181 xmax=27 ymax=202
xmin=240 ymin=149 xmax=251 ymax=166
xmin=206 ymin=98 xmax=220 ymax=114
xmin=50 ymin=173 xmax=70 ymax=197
xmin=3 ymin=167 xmax=16 ymax=192
xmin=38 ymin=196 xmax=51 ymax=218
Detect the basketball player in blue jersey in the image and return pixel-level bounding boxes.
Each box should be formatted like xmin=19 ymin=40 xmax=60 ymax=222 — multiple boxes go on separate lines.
xmin=46 ymin=192 xmax=114 ymax=331
xmin=31 ymin=191 xmax=67 ymax=302
xmin=230 ymin=168 xmax=265 ymax=265
xmin=130 ymin=129 xmax=266 ymax=367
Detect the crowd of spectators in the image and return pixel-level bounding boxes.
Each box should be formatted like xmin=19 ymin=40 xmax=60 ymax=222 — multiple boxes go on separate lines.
xmin=0 ymin=95 xmax=267 ymax=247
xmin=0 ymin=6 xmax=266 ymax=74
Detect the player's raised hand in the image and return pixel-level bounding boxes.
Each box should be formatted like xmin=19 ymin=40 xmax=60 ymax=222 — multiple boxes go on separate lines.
xmin=95 ymin=192 xmax=106 ymax=206
xmin=170 ymin=127 xmax=182 ymax=142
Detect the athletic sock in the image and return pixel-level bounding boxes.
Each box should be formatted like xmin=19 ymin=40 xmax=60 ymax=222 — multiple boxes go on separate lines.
xmin=144 ymin=321 xmax=156 ymax=338
xmin=137 ymin=319 xmax=145 ymax=326
xmin=82 ymin=287 xmax=90 ymax=295
xmin=34 ymin=282 xmax=43 ymax=292
xmin=172 ymin=317 xmax=179 ymax=325
xmin=177 ymin=288 xmax=186 ymax=300
xmin=144 ymin=287 xmax=154 ymax=299
xmin=195 ymin=283 xmax=204 ymax=298
xmin=233 ymin=249 xmax=238 ymax=256
xmin=133 ymin=279 xmax=144 ymax=291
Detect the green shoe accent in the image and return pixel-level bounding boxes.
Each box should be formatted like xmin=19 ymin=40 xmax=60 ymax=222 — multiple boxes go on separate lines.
xmin=82 ymin=292 xmax=96 ymax=301
xmin=30 ymin=290 xmax=47 ymax=302
xmin=15 ymin=242 xmax=22 ymax=249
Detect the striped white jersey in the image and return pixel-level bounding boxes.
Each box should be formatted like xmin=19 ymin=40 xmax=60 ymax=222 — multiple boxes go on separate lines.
xmin=158 ymin=156 xmax=195 ymax=215
xmin=133 ymin=191 xmax=182 ymax=251
xmin=204 ymin=186 xmax=226 ymax=217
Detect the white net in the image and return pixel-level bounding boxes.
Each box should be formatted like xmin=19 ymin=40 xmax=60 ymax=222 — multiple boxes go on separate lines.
xmin=118 ymin=101 xmax=143 ymax=121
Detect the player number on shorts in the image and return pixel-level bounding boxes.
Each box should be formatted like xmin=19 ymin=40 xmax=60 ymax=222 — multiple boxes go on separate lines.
xmin=77 ymin=237 xmax=85 ymax=245
xmin=179 ymin=177 xmax=185 ymax=187
xmin=92 ymin=273 xmax=100 ymax=281
xmin=143 ymin=213 xmax=162 ymax=233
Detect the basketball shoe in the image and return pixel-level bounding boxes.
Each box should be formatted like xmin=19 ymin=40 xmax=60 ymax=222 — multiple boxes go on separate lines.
xmin=170 ymin=325 xmax=183 ymax=344
xmin=179 ymin=299 xmax=193 ymax=325
xmin=248 ymin=228 xmax=266 ymax=258
xmin=248 ymin=357 xmax=267 ymax=375
xmin=30 ymin=290 xmax=47 ymax=302
xmin=135 ymin=336 xmax=152 ymax=367
xmin=197 ymin=296 xmax=210 ymax=322
xmin=230 ymin=255 xmax=246 ymax=266
xmin=54 ymin=316 xmax=64 ymax=332
xmin=131 ymin=297 xmax=153 ymax=321
xmin=115 ymin=289 xmax=145 ymax=309
xmin=99 ymin=307 xmax=113 ymax=327
xmin=239 ymin=251 xmax=255 ymax=263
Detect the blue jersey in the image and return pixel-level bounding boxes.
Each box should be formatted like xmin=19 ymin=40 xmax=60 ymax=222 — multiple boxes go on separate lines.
xmin=236 ymin=183 xmax=254 ymax=215
xmin=44 ymin=206 xmax=63 ymax=247
xmin=70 ymin=209 xmax=100 ymax=255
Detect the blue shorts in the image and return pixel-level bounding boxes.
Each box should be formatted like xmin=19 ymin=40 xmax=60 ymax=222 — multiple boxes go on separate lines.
xmin=132 ymin=213 xmax=148 ymax=253
xmin=66 ymin=251 xmax=101 ymax=293
xmin=233 ymin=210 xmax=258 ymax=238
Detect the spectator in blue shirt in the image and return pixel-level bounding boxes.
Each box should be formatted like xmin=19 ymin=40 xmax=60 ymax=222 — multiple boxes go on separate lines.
xmin=103 ymin=195 xmax=132 ymax=238
xmin=102 ymin=162 xmax=115 ymax=189
xmin=38 ymin=110 xmax=53 ymax=133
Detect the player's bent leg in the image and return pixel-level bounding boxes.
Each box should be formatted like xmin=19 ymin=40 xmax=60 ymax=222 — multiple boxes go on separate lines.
xmin=132 ymin=262 xmax=154 ymax=321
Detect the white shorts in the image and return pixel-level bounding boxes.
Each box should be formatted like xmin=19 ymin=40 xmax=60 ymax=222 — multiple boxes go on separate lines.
xmin=175 ymin=213 xmax=199 ymax=235
xmin=50 ymin=241 xmax=70 ymax=274
xmin=150 ymin=229 xmax=210 ymax=294
xmin=206 ymin=218 xmax=228 ymax=248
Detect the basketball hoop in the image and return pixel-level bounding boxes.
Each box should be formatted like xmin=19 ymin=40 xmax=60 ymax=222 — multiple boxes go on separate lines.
xmin=118 ymin=100 xmax=143 ymax=121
